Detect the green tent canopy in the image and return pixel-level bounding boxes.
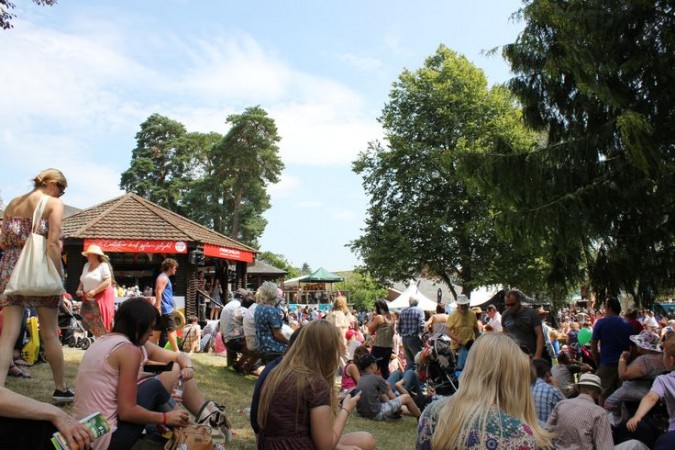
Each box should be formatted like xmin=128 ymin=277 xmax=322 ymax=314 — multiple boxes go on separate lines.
xmin=301 ymin=267 xmax=344 ymax=283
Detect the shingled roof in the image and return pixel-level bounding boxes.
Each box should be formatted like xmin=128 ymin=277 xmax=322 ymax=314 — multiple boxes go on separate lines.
xmin=62 ymin=193 xmax=256 ymax=253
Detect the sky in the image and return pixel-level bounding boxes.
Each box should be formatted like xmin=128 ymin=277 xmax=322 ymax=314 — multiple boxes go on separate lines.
xmin=0 ymin=0 xmax=525 ymax=272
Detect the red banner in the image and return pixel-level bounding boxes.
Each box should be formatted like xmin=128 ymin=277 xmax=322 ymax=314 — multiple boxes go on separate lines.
xmin=84 ymin=239 xmax=188 ymax=254
xmin=204 ymin=244 xmax=254 ymax=263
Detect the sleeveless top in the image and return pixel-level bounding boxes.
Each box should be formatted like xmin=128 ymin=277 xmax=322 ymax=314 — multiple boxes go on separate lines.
xmin=73 ymin=334 xmax=140 ymax=450
xmin=373 ymin=317 xmax=395 ymax=348
xmin=158 ymin=272 xmax=174 ymax=315
xmin=341 ymin=361 xmax=358 ymax=390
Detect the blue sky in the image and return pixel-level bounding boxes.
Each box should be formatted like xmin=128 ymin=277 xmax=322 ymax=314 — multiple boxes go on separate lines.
xmin=0 ymin=0 xmax=524 ymax=271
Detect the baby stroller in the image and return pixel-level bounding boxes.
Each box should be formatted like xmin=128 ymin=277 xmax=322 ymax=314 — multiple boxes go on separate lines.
xmin=417 ymin=334 xmax=459 ymax=396
xmin=58 ymin=302 xmax=95 ymax=350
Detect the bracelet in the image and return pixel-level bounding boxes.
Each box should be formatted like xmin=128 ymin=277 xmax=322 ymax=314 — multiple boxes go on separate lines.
xmin=162 ymin=412 xmax=167 ymax=425
xmin=341 ymin=406 xmax=350 ymax=414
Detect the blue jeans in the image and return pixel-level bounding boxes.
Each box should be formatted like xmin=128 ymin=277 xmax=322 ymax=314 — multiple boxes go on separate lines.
xmin=387 ymin=369 xmax=420 ymax=395
xmin=402 ymin=335 xmax=423 ymax=370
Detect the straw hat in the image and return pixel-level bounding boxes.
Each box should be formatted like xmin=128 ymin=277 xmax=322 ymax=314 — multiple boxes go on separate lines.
xmin=576 ymin=373 xmax=603 ymax=391
xmin=82 ymin=244 xmax=106 ymax=258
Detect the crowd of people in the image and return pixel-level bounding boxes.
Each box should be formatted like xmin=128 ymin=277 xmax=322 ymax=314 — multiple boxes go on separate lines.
xmin=2 ymin=169 xmax=675 ymax=449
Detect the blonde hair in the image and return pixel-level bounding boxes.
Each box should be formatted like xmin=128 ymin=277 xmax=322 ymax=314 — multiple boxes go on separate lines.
xmin=430 ymin=333 xmax=553 ymax=449
xmin=257 ymin=320 xmax=342 ymax=430
xmin=33 ymin=168 xmax=67 ymax=190
xmin=334 ymin=296 xmax=348 ymax=313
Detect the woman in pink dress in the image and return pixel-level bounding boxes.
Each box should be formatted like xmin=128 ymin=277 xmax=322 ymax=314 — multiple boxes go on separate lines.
xmin=76 ymin=244 xmax=115 ymax=335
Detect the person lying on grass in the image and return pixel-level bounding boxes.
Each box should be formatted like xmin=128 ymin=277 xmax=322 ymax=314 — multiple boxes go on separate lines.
xmin=354 ymin=353 xmax=421 ymax=421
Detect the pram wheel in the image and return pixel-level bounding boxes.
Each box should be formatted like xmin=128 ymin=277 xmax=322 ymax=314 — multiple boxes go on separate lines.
xmin=67 ymin=336 xmax=77 ymax=348
xmin=80 ymin=338 xmax=92 ymax=350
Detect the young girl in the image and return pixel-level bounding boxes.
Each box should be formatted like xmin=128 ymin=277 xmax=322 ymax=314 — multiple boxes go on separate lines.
xmin=257 ymin=320 xmax=374 ymax=450
xmin=73 ymin=298 xmax=230 ymax=450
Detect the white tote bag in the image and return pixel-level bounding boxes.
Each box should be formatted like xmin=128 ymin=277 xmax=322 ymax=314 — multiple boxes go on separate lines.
xmin=4 ymin=196 xmax=65 ymax=297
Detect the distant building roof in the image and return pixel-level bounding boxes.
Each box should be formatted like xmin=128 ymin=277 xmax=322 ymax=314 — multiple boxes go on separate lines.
xmin=62 ymin=193 xmax=256 ymax=253
xmin=247 ymin=259 xmax=288 ymax=275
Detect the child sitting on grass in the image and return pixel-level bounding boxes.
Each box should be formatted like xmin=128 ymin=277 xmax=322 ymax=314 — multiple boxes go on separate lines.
xmin=354 ymin=353 xmax=421 ymax=420
xmin=627 ymin=335 xmax=675 ymax=449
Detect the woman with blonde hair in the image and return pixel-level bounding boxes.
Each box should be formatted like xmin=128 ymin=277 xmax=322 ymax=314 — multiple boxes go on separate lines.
xmin=0 ymin=169 xmax=73 ymax=401
xmin=257 ymin=320 xmax=375 ymax=450
xmin=416 ymin=333 xmax=553 ymax=450
xmin=327 ymin=295 xmax=354 ymax=336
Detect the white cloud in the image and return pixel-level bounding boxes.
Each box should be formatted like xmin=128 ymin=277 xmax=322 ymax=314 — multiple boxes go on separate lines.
xmin=384 ymin=35 xmax=410 ymax=57
xmin=339 ymin=53 xmax=383 ymax=71
xmin=268 ymin=175 xmax=301 ymax=199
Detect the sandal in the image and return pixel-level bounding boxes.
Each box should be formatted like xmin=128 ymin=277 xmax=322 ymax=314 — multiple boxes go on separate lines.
xmin=8 ymin=365 xmax=31 ymax=378
xmin=196 ymin=400 xmax=232 ymax=442
xmin=13 ymin=357 xmax=32 ymax=367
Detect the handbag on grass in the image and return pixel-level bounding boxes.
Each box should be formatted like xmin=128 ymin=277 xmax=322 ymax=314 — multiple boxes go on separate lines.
xmin=164 ymin=424 xmax=214 ymax=450
xmin=4 ymin=195 xmax=65 ymax=297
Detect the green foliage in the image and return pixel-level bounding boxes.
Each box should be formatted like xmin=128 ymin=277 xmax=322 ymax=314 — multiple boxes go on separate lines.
xmin=120 ymin=107 xmax=284 ymax=247
xmin=300 ymin=263 xmax=312 ymax=275
xmin=351 ymin=45 xmax=542 ymax=296
xmin=1 ymin=0 xmax=56 ymax=30
xmin=483 ymin=0 xmax=675 ymax=306
xmin=334 ymin=269 xmax=387 ymax=312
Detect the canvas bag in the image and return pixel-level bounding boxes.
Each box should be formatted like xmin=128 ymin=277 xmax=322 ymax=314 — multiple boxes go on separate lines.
xmin=4 ymin=195 xmax=65 ymax=296
xmin=164 ymin=424 xmax=214 ymax=450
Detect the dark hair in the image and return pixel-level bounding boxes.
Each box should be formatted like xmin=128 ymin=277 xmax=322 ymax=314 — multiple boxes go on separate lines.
xmin=112 ymin=297 xmax=160 ymax=345
xmin=161 ymin=258 xmax=178 ymax=272
xmin=557 ymin=351 xmax=570 ymax=365
xmin=375 ymin=299 xmax=389 ymax=315
xmin=241 ymin=293 xmax=256 ymax=308
xmin=436 ymin=303 xmax=445 ymax=314
xmin=606 ymin=297 xmax=621 ymax=314
xmin=532 ymin=358 xmax=551 ymax=379
xmin=505 ymin=289 xmax=524 ymax=302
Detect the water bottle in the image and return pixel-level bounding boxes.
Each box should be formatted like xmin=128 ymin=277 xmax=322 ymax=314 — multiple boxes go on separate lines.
xmin=172 ymin=376 xmax=184 ymax=401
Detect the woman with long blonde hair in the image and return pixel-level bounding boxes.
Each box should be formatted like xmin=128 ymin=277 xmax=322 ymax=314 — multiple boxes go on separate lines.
xmin=417 ymin=333 xmax=553 ymax=450
xmin=257 ymin=320 xmax=374 ymax=450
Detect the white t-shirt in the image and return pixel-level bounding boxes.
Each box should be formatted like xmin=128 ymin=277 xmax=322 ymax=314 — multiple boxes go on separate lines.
xmin=243 ymin=303 xmax=258 ymax=338
xmin=80 ymin=262 xmax=112 ymax=292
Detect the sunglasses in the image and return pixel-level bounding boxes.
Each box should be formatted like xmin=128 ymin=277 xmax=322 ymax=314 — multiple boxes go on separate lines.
xmin=55 ymin=182 xmax=66 ymax=197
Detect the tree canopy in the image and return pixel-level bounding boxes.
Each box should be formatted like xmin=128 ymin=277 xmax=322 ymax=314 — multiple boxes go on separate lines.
xmin=351 ymin=45 xmax=542 ymax=297
xmin=120 ymin=107 xmax=283 ymax=247
xmin=468 ymin=0 xmax=675 ymax=305
xmin=1 ymin=0 xmax=56 ymax=30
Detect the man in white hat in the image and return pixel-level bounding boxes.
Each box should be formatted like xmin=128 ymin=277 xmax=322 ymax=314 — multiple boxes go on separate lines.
xmin=547 ymin=373 xmax=648 ymax=450
xmin=445 ymin=294 xmax=479 ymax=359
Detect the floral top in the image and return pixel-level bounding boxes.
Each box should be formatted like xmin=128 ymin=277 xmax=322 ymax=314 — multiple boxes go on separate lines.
xmin=255 ymin=304 xmax=287 ymax=354
xmin=416 ymin=398 xmax=537 ymax=450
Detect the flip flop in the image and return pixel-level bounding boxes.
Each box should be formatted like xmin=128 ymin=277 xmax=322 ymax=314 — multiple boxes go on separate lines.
xmin=8 ymin=365 xmax=31 ymax=378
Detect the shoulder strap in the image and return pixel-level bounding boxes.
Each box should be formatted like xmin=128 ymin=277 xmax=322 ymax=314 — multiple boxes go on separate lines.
xmin=31 ymin=196 xmax=49 ymax=233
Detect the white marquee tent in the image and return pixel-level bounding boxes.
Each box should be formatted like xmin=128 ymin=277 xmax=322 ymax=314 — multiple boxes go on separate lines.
xmin=388 ymin=282 xmax=439 ymax=312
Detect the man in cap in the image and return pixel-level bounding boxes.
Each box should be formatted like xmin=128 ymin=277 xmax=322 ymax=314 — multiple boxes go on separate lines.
xmin=548 ymin=374 xmax=648 ymax=450
xmin=397 ymin=297 xmax=425 ymax=369
xmin=501 ymin=289 xmax=545 ymax=359
xmin=446 ymin=294 xmax=479 ymax=360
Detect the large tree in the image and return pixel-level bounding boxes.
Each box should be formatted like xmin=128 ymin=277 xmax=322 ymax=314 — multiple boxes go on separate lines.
xmin=473 ymin=0 xmax=675 ymax=305
xmin=120 ymin=107 xmax=283 ymax=247
xmin=351 ymin=45 xmax=540 ymax=298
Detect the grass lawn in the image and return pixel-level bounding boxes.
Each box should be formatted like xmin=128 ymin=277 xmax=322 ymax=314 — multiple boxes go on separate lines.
xmin=7 ymin=347 xmax=418 ymax=449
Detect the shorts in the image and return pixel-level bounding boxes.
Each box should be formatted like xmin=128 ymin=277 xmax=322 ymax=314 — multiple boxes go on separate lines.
xmin=373 ymin=397 xmax=402 ymax=421
xmin=154 ymin=313 xmax=176 ymax=332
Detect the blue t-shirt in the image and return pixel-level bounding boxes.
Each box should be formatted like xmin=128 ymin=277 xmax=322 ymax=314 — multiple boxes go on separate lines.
xmin=591 ymin=315 xmax=633 ymax=365
xmin=254 ymin=305 xmax=287 ymax=354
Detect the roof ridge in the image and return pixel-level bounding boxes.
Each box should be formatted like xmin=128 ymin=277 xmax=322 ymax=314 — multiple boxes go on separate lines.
xmin=130 ymin=194 xmax=257 ymax=252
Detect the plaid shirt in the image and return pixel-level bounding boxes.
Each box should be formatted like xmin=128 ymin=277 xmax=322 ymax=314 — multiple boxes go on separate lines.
xmin=397 ymin=306 xmax=425 ymax=337
xmin=181 ymin=324 xmax=202 ymax=351
xmin=531 ymin=377 xmax=564 ymax=422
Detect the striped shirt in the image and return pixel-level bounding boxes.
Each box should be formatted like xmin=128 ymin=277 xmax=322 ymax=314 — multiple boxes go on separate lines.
xmin=547 ymin=393 xmax=614 ymax=450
